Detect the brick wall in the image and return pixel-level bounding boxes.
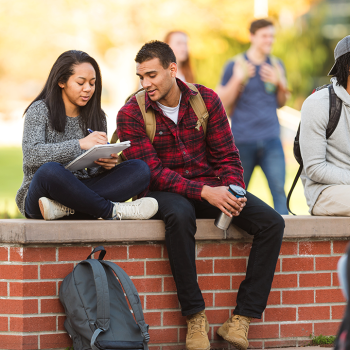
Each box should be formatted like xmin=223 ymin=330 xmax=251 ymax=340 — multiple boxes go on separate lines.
xmin=0 ymin=239 xmax=348 ymax=350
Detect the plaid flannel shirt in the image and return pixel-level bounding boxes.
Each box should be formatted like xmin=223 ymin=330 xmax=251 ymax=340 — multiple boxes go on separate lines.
xmin=117 ymin=78 xmax=245 ymax=200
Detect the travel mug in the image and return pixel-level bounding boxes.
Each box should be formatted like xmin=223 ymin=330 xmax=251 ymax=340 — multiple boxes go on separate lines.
xmin=214 ymin=185 xmax=246 ymax=230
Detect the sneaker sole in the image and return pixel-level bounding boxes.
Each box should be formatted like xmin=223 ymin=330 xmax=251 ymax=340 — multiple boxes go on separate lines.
xmin=38 ymin=198 xmax=49 ymax=220
xmin=217 ymin=327 xmax=248 ymax=350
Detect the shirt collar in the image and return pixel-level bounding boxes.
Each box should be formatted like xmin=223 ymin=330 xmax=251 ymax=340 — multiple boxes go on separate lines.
xmin=144 ymin=77 xmax=197 ymax=112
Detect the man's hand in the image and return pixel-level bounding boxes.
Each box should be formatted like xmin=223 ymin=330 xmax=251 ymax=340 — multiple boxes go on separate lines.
xmin=94 ymin=153 xmax=120 ymax=170
xmin=201 ymin=185 xmax=247 ymax=217
xmin=233 ymin=60 xmax=256 ymax=85
xmin=259 ymin=63 xmax=279 ymax=86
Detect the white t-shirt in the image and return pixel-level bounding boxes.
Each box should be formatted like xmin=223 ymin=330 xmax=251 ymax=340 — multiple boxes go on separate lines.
xmin=156 ymin=95 xmax=182 ymax=124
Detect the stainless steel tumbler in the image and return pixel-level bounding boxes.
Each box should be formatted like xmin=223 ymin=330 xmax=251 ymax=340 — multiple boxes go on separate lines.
xmin=214 ymin=185 xmax=246 ymax=230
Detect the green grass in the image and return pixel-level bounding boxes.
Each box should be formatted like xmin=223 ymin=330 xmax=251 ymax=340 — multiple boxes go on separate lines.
xmin=0 ymin=145 xmax=309 ymax=219
xmin=310 ymin=334 xmax=336 ymax=345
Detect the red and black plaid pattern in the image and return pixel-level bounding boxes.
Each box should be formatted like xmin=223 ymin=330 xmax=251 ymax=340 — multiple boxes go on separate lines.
xmin=117 ymin=78 xmax=244 ymax=200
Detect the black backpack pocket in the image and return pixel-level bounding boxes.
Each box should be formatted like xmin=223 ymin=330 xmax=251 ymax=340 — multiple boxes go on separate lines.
xmin=96 ymin=340 xmax=144 ymax=350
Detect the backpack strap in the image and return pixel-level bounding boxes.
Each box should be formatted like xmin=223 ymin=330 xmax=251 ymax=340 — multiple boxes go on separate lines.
xmin=286 ymin=163 xmax=303 ymax=216
xmin=326 ymin=84 xmax=342 ymax=139
xmin=185 ymin=82 xmax=209 ymax=137
xmin=81 ymin=259 xmax=110 ymax=350
xmin=100 ymin=261 xmax=150 ymax=349
xmin=135 ymin=90 xmax=156 ymax=143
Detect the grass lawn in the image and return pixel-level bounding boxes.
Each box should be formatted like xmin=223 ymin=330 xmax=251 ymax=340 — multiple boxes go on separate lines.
xmin=0 ymin=146 xmax=309 ymax=219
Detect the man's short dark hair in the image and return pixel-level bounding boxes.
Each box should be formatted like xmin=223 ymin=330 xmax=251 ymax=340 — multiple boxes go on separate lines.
xmin=135 ymin=40 xmax=176 ymax=69
xmin=249 ymin=19 xmax=274 ymax=34
xmin=332 ymin=52 xmax=350 ymax=89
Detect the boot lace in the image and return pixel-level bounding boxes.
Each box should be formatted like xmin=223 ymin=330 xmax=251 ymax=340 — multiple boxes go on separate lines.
xmin=55 ymin=202 xmax=74 ymax=216
xmin=188 ymin=314 xmax=206 ymax=338
xmin=116 ymin=202 xmax=140 ymax=220
xmin=229 ymin=315 xmax=250 ymax=336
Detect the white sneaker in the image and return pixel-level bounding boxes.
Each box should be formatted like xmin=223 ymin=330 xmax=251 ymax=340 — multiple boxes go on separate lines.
xmin=111 ymin=198 xmax=158 ymax=220
xmin=38 ymin=197 xmax=75 ymax=221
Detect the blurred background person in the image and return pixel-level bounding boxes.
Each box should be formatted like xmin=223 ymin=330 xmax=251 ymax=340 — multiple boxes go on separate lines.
xmin=217 ymin=19 xmax=289 ymax=215
xmin=164 ymin=31 xmax=195 ymax=83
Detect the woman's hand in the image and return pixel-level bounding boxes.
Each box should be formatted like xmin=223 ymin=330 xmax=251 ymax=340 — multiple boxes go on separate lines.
xmin=94 ymin=153 xmax=120 ymax=170
xmin=79 ymin=131 xmax=108 ymax=150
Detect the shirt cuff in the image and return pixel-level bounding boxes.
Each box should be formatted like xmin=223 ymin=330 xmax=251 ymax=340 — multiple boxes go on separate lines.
xmin=185 ymin=181 xmax=205 ymax=201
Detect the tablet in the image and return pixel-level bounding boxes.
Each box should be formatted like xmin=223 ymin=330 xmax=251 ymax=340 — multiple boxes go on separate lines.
xmin=65 ymin=142 xmax=131 ymax=171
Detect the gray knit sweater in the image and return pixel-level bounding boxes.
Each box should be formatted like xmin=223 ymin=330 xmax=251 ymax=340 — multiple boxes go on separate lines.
xmin=16 ymin=100 xmax=106 ymax=216
xmin=300 ymin=77 xmax=350 ymax=213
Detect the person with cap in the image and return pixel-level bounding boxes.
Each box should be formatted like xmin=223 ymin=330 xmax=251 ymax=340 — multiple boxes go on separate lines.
xmin=300 ymin=35 xmax=350 ymax=216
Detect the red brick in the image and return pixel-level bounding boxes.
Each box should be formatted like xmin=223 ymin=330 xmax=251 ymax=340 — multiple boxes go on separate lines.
xmin=0 ymin=335 xmax=38 ymax=350
xmin=0 ymin=282 xmax=7 ymax=296
xmin=333 ymin=272 xmax=341 ymax=286
xmin=0 ymin=317 xmax=8 ymax=331
xmin=283 ymin=290 xmax=314 ymax=304
xmin=146 ymin=261 xmax=171 ymax=275
xmin=41 ymin=298 xmax=65 ymax=313
xmin=267 ymin=291 xmax=280 ymax=305
xmin=316 ymin=256 xmax=341 ymax=271
xmin=280 ymin=323 xmax=313 ymax=337
xmin=115 ymin=261 xmax=144 ymax=276
xmin=163 ymin=346 xmax=188 ymax=350
xmin=333 ymin=240 xmax=349 ymax=254
xmin=231 ymin=243 xmax=252 ymax=256
xmin=198 ymin=276 xmax=230 ymax=290
xmin=314 ymin=321 xmax=342 ymax=336
xmin=232 ymin=275 xmax=246 ymax=289
xmin=316 ymin=288 xmax=345 ymax=303
xmin=214 ymin=259 xmax=246 ymax=273
xmin=40 ymin=263 xmax=74 ymax=279
xmin=103 ymin=245 xmax=127 ymax=260
xmin=132 ymin=278 xmax=162 ymax=293
xmin=248 ymin=324 xmax=279 ymax=339
xmin=247 ymin=341 xmax=264 ymax=349
xmin=149 ymin=347 xmax=161 ymax=350
xmin=164 ymin=277 xmax=176 ymax=291
xmin=271 ymin=274 xmax=298 ymax=288
xmin=40 ymin=333 xmax=72 ymax=349
xmin=11 ymin=247 xmax=56 ymax=262
xmin=206 ymin=309 xmax=230 ymax=324
xmin=58 ymin=315 xmax=65 ymax=330
xmin=197 ymin=243 xmax=230 ymax=257
xmin=332 ymin=304 xmax=346 ymax=320
xmin=265 ymin=307 xmax=296 ymax=321
xmin=215 ymin=292 xmax=237 ymax=307
xmin=203 ymin=292 xmax=213 ymax=307
xmin=163 ymin=311 xmax=186 ymax=326
xmin=10 ymin=316 xmax=56 ymax=332
xmin=299 ymin=241 xmax=331 ymax=255
xmin=58 ymin=246 xmax=92 ymax=261
xmin=275 ymin=258 xmax=281 ymax=272
xmin=299 ymin=272 xmax=332 ymax=287
xmin=299 ymin=306 xmax=330 ymax=320
xmin=280 ymin=242 xmax=298 ymax=255
xmin=129 ymin=245 xmax=162 ymax=259
xmin=0 ymin=299 xmax=38 ymax=314
xmin=148 ymin=328 xmax=178 ymax=343
xmin=282 ymin=257 xmax=314 ymax=272
xmin=265 ymin=340 xmax=297 ymax=348
xmin=147 ymin=294 xmax=179 ymax=309
xmin=197 ymin=259 xmax=213 ymax=274
xmin=0 ymin=247 xmax=8 ymax=261
xmin=10 ymin=282 xmax=56 ymax=297
xmin=143 ymin=312 xmax=161 ymax=326
xmin=163 ymin=246 xmax=169 ymax=259
xmin=0 ymin=264 xmax=38 ymax=279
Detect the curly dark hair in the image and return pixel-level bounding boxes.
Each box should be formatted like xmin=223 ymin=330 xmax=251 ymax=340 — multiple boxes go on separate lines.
xmin=135 ymin=40 xmax=176 ymax=69
xmin=332 ymin=52 xmax=350 ymax=89
xmin=249 ymin=19 xmax=274 ymax=34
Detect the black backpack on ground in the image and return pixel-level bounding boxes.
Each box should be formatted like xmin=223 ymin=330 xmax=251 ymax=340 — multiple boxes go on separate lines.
xmin=287 ymin=84 xmax=343 ymax=215
xmin=59 ymin=246 xmax=150 ymax=350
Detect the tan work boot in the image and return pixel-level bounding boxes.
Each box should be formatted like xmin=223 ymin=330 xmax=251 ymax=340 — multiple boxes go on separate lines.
xmin=217 ymin=314 xmax=252 ymax=350
xmin=186 ymin=310 xmax=210 ymax=350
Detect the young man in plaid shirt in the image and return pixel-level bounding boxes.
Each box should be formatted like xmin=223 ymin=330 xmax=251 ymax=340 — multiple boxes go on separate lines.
xmin=117 ymin=41 xmax=284 ymax=350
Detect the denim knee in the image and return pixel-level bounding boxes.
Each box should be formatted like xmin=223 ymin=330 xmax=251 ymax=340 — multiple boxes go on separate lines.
xmin=34 ymin=162 xmax=65 ymax=182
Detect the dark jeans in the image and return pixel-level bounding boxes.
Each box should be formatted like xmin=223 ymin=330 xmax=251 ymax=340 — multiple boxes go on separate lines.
xmin=236 ymin=137 xmax=288 ymax=215
xmin=146 ymin=191 xmax=284 ymax=318
xmin=25 ymin=160 xmax=151 ymax=220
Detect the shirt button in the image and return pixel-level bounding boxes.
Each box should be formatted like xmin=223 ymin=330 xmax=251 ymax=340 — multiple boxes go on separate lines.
xmin=159 ymin=131 xmax=163 ymax=135
xmin=185 ymin=170 xmax=189 ymax=174
xmin=183 ymin=151 xmax=186 ymax=155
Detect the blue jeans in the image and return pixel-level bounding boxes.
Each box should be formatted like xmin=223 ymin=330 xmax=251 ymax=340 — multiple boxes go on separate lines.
xmin=25 ymin=160 xmax=151 ymax=220
xmin=236 ymin=137 xmax=288 ymax=215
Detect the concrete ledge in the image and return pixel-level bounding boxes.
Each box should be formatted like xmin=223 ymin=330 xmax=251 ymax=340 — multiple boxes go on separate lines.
xmin=1 ymin=215 xmax=350 ymax=244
